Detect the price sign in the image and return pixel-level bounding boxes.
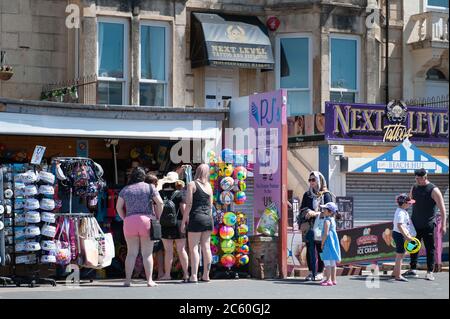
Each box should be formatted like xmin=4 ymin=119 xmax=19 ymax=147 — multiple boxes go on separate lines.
xmin=31 ymin=145 xmax=46 ymax=165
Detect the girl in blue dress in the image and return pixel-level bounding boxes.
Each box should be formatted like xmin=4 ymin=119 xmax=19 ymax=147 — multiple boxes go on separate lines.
xmin=319 ymin=202 xmax=341 ymax=286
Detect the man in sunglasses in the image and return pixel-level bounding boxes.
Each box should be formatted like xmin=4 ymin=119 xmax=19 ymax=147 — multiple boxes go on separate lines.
xmin=403 ymin=168 xmax=447 ymax=281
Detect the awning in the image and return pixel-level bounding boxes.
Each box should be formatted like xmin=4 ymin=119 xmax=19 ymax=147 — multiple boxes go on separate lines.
xmin=0 ymin=112 xmax=221 ymax=140
xmin=190 ymin=12 xmax=274 ymax=69
xmin=353 ymin=139 xmax=449 ymax=174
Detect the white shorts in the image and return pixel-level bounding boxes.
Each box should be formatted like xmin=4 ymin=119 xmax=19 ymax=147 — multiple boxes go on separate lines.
xmin=323 ymin=260 xmax=337 ymax=267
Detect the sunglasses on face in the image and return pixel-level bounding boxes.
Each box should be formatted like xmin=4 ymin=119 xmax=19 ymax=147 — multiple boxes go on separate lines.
xmin=308 ymin=178 xmax=316 ymax=182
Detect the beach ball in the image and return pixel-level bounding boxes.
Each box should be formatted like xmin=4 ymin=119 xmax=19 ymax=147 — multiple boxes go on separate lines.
xmin=219 ymin=225 xmax=235 ymax=240
xmin=239 ymin=244 xmax=250 ymax=255
xmin=220 ymin=191 xmax=234 ymax=205
xmin=236 ymin=212 xmax=246 ymax=224
xmin=238 ymin=254 xmax=249 ymax=266
xmin=234 ymin=154 xmax=245 ymax=166
xmin=238 ymin=181 xmax=247 ymax=192
xmin=224 ymin=164 xmax=234 ymax=177
xmin=212 ymin=226 xmax=219 ymax=236
xmin=221 ymin=149 xmax=234 ymax=163
xmin=237 ymin=224 xmax=248 ymax=236
xmin=237 ymin=235 xmax=249 ymax=245
xmin=210 ymin=172 xmax=218 ymax=181
xmin=207 ymin=151 xmax=216 ymax=159
xmin=234 ymin=166 xmax=247 ymax=180
xmin=234 ymin=191 xmax=246 ymax=205
xmin=210 ymin=244 xmax=219 ymax=255
xmin=223 ymin=212 xmax=237 ymax=226
xmin=210 ymin=235 xmax=220 ymax=246
xmin=220 ymin=177 xmax=234 ymax=191
xmin=221 ymin=239 xmax=236 ymax=254
xmin=220 ymin=254 xmax=236 ymax=268
xmin=212 ymin=255 xmax=220 ymax=264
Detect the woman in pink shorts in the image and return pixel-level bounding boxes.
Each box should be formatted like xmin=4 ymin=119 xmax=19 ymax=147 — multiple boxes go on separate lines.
xmin=116 ymin=167 xmax=163 ymax=287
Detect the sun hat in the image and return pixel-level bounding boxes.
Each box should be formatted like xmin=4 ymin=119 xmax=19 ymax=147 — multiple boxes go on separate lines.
xmin=14 ymin=227 xmax=25 ymax=240
xmin=14 ymin=182 xmax=25 ymax=196
xmin=41 ymin=254 xmax=56 ymax=264
xmin=40 ymin=198 xmax=55 ymax=211
xmin=396 ymin=193 xmax=416 ymax=206
xmin=24 ymin=185 xmax=38 ymax=197
xmin=41 ymin=224 xmax=57 ymax=238
xmin=15 ymin=241 xmax=26 ymax=252
xmin=21 ymin=170 xmax=38 ymax=184
xmin=38 ymin=171 xmax=55 ymax=185
xmin=157 ymin=172 xmax=181 ymax=191
xmin=41 ymin=240 xmax=57 ymax=252
xmin=320 ymin=202 xmax=339 ymax=214
xmin=24 ymin=198 xmax=40 ymax=210
xmin=39 ymin=185 xmax=55 ymax=196
xmin=25 ymin=211 xmax=41 ymax=223
xmin=25 ymin=241 xmax=41 ymax=252
xmin=15 ymin=214 xmax=26 ymax=224
xmin=15 ymin=199 xmax=25 ymax=209
xmin=41 ymin=211 xmax=56 ymax=224
xmin=24 ymin=225 xmax=41 ymax=238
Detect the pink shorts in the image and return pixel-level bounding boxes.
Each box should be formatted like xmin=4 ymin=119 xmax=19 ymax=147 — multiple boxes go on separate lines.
xmin=123 ymin=214 xmax=152 ymax=237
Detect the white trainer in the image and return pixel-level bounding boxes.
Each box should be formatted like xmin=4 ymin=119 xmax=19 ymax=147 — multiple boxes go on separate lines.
xmin=425 ymin=272 xmax=435 ymax=281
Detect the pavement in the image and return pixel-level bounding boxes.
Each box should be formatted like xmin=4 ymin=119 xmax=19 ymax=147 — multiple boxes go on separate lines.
xmin=0 ymin=270 xmax=448 ymax=299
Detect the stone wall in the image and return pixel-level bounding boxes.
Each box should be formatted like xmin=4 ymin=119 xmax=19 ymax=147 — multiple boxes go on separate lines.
xmin=0 ymin=0 xmax=69 ymax=100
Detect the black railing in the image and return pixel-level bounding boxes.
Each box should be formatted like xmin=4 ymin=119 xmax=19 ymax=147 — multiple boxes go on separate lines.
xmin=41 ymin=74 xmax=97 ymax=104
xmin=405 ymin=94 xmax=449 ymax=109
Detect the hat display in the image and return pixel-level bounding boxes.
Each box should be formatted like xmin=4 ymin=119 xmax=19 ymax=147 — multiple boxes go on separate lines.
xmin=41 ymin=255 xmax=56 ymax=264
xmin=38 ymin=171 xmax=55 ymax=185
xmin=39 ymin=185 xmax=55 ymax=196
xmin=25 ymin=242 xmax=41 ymax=252
xmin=25 ymin=211 xmax=41 ymax=223
xmin=396 ymin=193 xmax=416 ymax=205
xmin=41 ymin=240 xmax=57 ymax=252
xmin=41 ymin=225 xmax=57 ymax=238
xmin=24 ymin=185 xmax=38 ymax=197
xmin=41 ymin=211 xmax=56 ymax=224
xmin=24 ymin=198 xmax=40 ymax=210
xmin=40 ymin=198 xmax=55 ymax=211
xmin=24 ymin=225 xmax=41 ymax=238
xmin=320 ymin=202 xmax=339 ymax=214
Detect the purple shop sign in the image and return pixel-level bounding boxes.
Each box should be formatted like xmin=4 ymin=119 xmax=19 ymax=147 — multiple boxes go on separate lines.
xmin=325 ymin=102 xmax=449 ymax=144
xmin=249 ymin=90 xmax=287 ymax=222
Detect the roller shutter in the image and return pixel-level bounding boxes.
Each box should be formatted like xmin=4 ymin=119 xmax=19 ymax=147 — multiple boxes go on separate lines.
xmin=346 ymin=173 xmax=449 ymax=227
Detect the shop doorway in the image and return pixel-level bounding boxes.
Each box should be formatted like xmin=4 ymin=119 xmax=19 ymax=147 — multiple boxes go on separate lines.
xmin=205 ymin=68 xmax=239 ymax=108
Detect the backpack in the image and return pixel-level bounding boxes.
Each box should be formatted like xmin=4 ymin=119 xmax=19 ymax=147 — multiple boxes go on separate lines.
xmin=160 ymin=191 xmax=180 ymax=227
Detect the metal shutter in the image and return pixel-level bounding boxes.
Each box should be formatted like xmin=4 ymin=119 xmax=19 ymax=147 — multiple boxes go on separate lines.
xmin=346 ymin=173 xmax=449 ymax=227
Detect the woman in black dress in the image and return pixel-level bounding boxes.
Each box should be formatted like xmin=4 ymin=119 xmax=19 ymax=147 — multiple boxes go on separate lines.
xmin=181 ymin=164 xmax=213 ymax=283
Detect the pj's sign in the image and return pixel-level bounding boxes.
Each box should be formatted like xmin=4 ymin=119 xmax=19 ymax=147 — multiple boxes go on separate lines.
xmin=325 ymin=101 xmax=449 ymax=144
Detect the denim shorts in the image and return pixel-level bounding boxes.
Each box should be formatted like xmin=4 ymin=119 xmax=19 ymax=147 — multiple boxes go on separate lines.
xmin=393 ymin=231 xmax=405 ymax=254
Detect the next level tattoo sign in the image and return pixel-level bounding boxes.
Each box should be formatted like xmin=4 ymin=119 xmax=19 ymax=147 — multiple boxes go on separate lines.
xmin=325 ymin=102 xmax=449 ymax=145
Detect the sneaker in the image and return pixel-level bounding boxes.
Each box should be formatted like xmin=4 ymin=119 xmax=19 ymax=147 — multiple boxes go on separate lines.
xmin=395 ymin=276 xmax=409 ymax=282
xmin=425 ymin=272 xmax=435 ymax=281
xmin=402 ymin=269 xmax=419 ymax=278
xmin=314 ymin=273 xmax=324 ymax=281
xmin=305 ymin=273 xmax=314 ymax=281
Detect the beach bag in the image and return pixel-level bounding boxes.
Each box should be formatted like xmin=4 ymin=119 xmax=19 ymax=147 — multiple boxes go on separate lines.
xmin=79 ymin=217 xmax=99 ymax=268
xmin=55 ymin=219 xmax=71 ymax=266
xmin=160 ymin=191 xmax=180 ymax=227
xmin=93 ymin=218 xmax=115 ymax=268
xmin=313 ymin=214 xmax=324 ymax=241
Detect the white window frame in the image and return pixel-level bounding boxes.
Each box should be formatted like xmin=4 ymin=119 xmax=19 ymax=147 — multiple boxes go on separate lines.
xmin=275 ymin=33 xmax=313 ymax=116
xmin=329 ymin=34 xmax=360 ymax=103
xmin=425 ymin=0 xmax=449 ymax=12
xmin=139 ymin=20 xmax=171 ymax=107
xmin=97 ymin=17 xmax=129 ymax=105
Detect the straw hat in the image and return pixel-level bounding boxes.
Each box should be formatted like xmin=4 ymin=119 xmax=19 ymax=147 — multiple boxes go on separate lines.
xmin=157 ymin=172 xmax=182 ymax=191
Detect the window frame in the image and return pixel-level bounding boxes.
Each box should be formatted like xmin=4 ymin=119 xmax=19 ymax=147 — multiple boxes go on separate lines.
xmin=139 ymin=20 xmax=171 ymax=107
xmin=96 ymin=17 xmax=129 ymax=105
xmin=329 ymin=34 xmax=360 ymax=103
xmin=275 ymin=33 xmax=313 ymax=116
xmin=425 ymin=0 xmax=449 ymax=12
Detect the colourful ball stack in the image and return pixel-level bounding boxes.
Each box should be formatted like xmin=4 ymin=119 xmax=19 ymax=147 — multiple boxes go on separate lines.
xmin=208 ymin=149 xmax=250 ymax=269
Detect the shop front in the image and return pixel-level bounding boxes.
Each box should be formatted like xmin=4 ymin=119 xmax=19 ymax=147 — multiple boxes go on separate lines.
xmin=0 ymin=98 xmax=227 ymax=282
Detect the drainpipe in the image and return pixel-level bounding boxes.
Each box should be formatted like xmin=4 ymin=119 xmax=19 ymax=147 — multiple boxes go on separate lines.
xmin=385 ymin=0 xmax=389 ymax=104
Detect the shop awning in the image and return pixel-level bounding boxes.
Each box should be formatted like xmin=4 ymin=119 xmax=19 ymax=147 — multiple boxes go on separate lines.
xmin=190 ymin=12 xmax=274 ymax=69
xmin=353 ymin=139 xmax=449 ymax=174
xmin=0 ymin=112 xmax=221 ymax=140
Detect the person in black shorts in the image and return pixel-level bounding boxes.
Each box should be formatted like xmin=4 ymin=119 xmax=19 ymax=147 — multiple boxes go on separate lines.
xmin=158 ymin=173 xmax=189 ymax=282
xmin=181 ymin=164 xmax=213 ymax=283
xmin=403 ymin=168 xmax=447 ymax=281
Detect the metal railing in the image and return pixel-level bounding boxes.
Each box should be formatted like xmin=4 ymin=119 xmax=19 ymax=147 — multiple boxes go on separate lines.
xmin=405 ymin=94 xmax=449 ymax=108
xmin=41 ymin=74 xmax=97 ymax=104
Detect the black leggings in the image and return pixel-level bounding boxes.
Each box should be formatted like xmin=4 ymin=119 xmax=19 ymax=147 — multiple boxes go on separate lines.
xmin=305 ymin=230 xmax=324 ymax=275
xmin=410 ymin=226 xmax=435 ymax=272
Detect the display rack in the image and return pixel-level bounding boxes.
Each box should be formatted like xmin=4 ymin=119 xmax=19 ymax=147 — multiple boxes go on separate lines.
xmin=0 ymin=168 xmax=13 ymax=286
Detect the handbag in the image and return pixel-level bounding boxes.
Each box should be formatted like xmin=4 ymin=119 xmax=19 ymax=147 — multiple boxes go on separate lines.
xmin=55 ymin=218 xmax=71 ymax=266
xmin=79 ymin=217 xmax=99 ymax=268
xmin=313 ymin=214 xmax=324 ymax=241
xmin=91 ymin=217 xmax=115 ymax=268
xmin=150 ymin=219 xmax=162 ymax=241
